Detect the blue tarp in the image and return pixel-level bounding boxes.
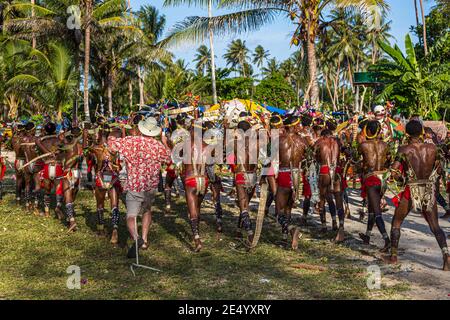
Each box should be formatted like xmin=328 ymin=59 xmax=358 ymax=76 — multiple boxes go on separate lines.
xmin=264 ymin=106 xmax=287 ymax=115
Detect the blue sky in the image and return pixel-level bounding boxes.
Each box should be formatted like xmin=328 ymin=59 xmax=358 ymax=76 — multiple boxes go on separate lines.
xmin=131 ymin=0 xmax=435 ymax=69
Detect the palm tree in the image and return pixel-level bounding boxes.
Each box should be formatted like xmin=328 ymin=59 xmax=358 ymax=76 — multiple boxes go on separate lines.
xmin=164 ymin=0 xmax=388 ymax=107
xmin=163 ymin=0 xmax=220 ymax=104
xmin=193 ymin=45 xmax=211 ymax=76
xmin=253 ymin=45 xmax=270 ymax=69
xmin=418 ymin=0 xmax=428 ymax=55
xmin=261 ymin=58 xmax=279 ymax=78
xmin=223 ymin=39 xmax=249 ymax=77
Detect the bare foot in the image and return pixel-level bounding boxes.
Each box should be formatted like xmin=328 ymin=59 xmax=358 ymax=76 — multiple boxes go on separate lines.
xmin=194 ymin=237 xmax=202 ymax=252
xmin=291 ymin=227 xmax=301 ymax=250
xmin=110 ymin=229 xmax=118 ymax=245
xmin=443 ymin=255 xmax=450 ymax=271
xmin=68 ymin=219 xmax=77 ymax=232
xmin=335 ymin=227 xmax=345 ymax=243
xmin=381 ymin=254 xmax=398 ymax=265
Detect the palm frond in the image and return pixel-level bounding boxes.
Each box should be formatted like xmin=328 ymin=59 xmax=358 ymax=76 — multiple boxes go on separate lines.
xmin=162 ymin=8 xmax=281 ymax=48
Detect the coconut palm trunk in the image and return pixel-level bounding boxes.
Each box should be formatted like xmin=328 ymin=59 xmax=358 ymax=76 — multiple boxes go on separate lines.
xmin=83 ymin=0 xmax=92 ymax=122
xmin=208 ymin=0 xmax=218 ymax=105
xmin=307 ymin=39 xmax=320 ymax=107
xmin=107 ymin=72 xmax=113 ymax=117
xmin=413 ymin=0 xmax=421 ymax=46
xmin=138 ymin=67 xmax=144 ymax=109
xmin=31 ymin=0 xmax=36 ymax=49
xmin=419 ymin=0 xmax=428 ymax=55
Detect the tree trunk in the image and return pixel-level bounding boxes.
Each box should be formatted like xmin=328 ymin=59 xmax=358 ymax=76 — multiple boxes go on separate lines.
xmin=208 ymin=0 xmax=218 ymax=105
xmin=307 ymin=39 xmax=320 ymax=107
xmin=138 ymin=67 xmax=144 ymax=109
xmin=107 ymin=72 xmax=113 ymax=117
xmin=83 ymin=0 xmax=92 ymax=122
xmin=419 ymin=0 xmax=428 ymax=55
xmin=325 ymin=76 xmax=335 ymax=111
xmin=128 ymin=79 xmax=133 ymax=109
xmin=31 ymin=0 xmax=36 ymax=49
xmin=414 ymin=0 xmax=422 ymax=46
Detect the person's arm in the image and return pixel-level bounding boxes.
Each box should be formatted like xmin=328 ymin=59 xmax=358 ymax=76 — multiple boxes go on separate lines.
xmin=157 ymin=141 xmax=172 ymax=165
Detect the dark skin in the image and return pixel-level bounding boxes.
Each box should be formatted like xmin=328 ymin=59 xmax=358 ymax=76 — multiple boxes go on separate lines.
xmin=233 ymin=127 xmax=259 ymax=218
xmin=182 ymin=129 xmax=209 ymax=252
xmin=384 ymin=136 xmax=450 ymax=270
xmin=315 ymin=134 xmax=345 ymax=241
xmin=276 ymin=122 xmax=306 ymax=249
xmin=35 ymin=131 xmax=64 ymax=217
xmin=358 ymin=135 xmax=390 ymax=251
xmin=21 ymin=129 xmax=42 ymax=214
xmin=12 ymin=128 xmax=25 ymax=202
xmin=87 ymin=127 xmax=123 ymax=244
xmin=59 ymin=131 xmax=84 ymax=231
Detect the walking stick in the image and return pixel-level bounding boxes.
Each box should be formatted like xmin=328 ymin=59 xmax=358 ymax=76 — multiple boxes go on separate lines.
xmin=130 ymin=217 xmax=162 ymax=276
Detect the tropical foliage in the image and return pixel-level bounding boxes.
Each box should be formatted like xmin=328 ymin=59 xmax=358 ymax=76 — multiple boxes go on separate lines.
xmin=0 ymin=0 xmax=446 ymax=120
xmin=372 ymin=33 xmax=450 ymax=119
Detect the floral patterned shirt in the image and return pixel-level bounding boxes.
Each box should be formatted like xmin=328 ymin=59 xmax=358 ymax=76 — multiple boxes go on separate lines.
xmin=108 ymin=136 xmax=171 ymax=192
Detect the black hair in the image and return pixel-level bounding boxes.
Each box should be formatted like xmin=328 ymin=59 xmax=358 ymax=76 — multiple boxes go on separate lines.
xmin=406 ymin=120 xmax=423 ymax=138
xmin=25 ymin=122 xmax=35 ymax=131
xmin=44 ymin=122 xmax=57 ymax=135
xmin=301 ymin=114 xmax=312 ymax=127
xmin=321 ymin=129 xmax=332 ymax=137
xmin=133 ymin=114 xmax=144 ymax=125
xmin=326 ymin=120 xmax=337 ymax=131
xmin=365 ymin=120 xmax=380 ymax=137
xmin=237 ymin=120 xmax=251 ymax=132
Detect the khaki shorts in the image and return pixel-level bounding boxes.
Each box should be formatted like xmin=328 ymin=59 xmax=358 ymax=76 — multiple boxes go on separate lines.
xmin=126 ymin=190 xmax=156 ymax=218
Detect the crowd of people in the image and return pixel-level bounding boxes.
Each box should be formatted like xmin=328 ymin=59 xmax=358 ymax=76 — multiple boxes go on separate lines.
xmin=1 ymin=103 xmax=450 ymax=270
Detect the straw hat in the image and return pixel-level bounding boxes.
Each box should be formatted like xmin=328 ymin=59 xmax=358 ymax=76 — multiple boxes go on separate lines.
xmin=138 ymin=117 xmax=161 ymax=137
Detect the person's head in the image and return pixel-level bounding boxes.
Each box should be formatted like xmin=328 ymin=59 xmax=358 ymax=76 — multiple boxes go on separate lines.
xmin=237 ymin=120 xmax=251 ymax=132
xmin=44 ymin=122 xmax=57 ymax=135
xmin=283 ymin=116 xmax=300 ymax=131
xmin=364 ymin=120 xmax=381 ymax=140
xmin=138 ymin=117 xmax=161 ymax=138
xmin=373 ymin=105 xmax=386 ymax=119
xmin=25 ymin=121 xmax=36 ymax=134
xmin=301 ymin=114 xmax=312 ymax=127
xmin=270 ymin=115 xmax=283 ymax=129
xmin=321 ymin=129 xmax=332 ymax=137
xmin=406 ymin=120 xmax=424 ymax=138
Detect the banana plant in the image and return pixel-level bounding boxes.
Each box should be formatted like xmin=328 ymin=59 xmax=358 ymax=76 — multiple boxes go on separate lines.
xmin=373 ymin=33 xmax=450 ymax=119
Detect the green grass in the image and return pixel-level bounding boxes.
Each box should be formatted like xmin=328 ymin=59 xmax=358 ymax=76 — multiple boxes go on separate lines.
xmin=0 ymin=181 xmax=408 ymax=300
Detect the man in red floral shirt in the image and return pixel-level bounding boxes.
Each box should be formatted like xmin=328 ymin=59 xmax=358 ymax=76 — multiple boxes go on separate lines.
xmin=108 ymin=117 xmax=171 ymax=258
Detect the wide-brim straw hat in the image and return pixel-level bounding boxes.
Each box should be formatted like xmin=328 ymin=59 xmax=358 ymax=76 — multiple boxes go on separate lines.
xmin=138 ymin=117 xmax=161 ymax=137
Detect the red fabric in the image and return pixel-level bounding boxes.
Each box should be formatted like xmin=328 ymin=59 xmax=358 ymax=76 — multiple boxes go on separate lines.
xmin=392 ymin=186 xmax=411 ymax=207
xmin=40 ymin=163 xmax=64 ymax=180
xmin=320 ymin=165 xmax=330 ymax=175
xmin=235 ymin=172 xmax=246 ymax=185
xmin=446 ymin=181 xmax=450 ymax=194
xmin=185 ymin=176 xmax=209 ymax=190
xmin=95 ymin=173 xmax=122 ymax=192
xmin=87 ymin=159 xmax=94 ymax=173
xmin=0 ymin=157 xmax=6 ymax=180
xmin=277 ymin=171 xmax=292 ymax=189
xmin=56 ymin=180 xmax=64 ymax=196
xmin=361 ymin=175 xmax=382 ymax=199
xmin=108 ymin=136 xmax=171 ymax=192
xmin=166 ymin=161 xmax=177 ymax=179
xmin=302 ymin=173 xmax=312 ymax=197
